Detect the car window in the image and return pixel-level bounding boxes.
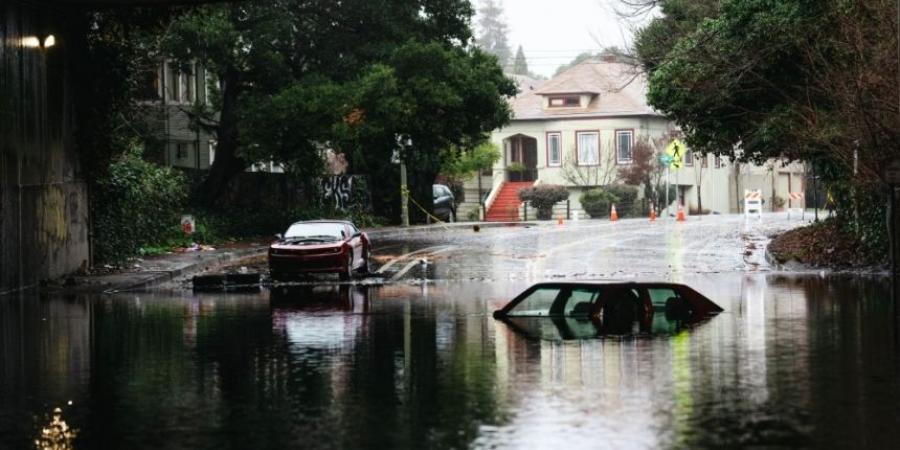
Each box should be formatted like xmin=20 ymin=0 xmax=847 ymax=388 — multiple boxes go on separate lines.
xmin=647 ymin=288 xmax=680 ymax=309
xmin=507 ymin=287 xmax=601 ymax=317
xmin=507 ymin=287 xmax=563 ymax=317
xmin=284 ymin=223 xmax=346 ymax=240
xmin=563 ymin=288 xmax=600 ymax=317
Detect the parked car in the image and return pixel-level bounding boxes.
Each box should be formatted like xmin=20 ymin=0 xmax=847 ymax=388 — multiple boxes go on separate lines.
xmin=269 ymin=220 xmax=371 ymax=281
xmin=493 ymin=282 xmax=723 ymax=338
xmin=433 ymin=184 xmax=456 ymax=222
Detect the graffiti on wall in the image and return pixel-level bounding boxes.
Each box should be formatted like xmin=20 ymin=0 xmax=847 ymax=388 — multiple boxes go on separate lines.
xmin=321 ymin=175 xmax=369 ymax=211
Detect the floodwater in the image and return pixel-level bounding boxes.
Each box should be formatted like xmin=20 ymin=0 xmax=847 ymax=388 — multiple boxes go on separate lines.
xmin=1 ymin=274 xmax=898 ymax=449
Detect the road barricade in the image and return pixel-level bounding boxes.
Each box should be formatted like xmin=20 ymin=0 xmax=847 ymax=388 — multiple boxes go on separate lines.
xmin=787 ymin=192 xmax=805 ymax=220
xmin=744 ymin=189 xmax=763 ymax=219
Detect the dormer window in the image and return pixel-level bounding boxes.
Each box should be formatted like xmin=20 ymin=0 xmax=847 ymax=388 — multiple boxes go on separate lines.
xmin=548 ymin=96 xmax=580 ymax=107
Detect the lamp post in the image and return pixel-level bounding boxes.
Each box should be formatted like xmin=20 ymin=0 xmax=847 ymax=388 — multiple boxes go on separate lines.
xmin=394 ymin=136 xmax=412 ymax=227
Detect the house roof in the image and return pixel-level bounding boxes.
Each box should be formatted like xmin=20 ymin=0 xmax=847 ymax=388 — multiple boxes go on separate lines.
xmin=510 ymin=60 xmax=663 ymax=121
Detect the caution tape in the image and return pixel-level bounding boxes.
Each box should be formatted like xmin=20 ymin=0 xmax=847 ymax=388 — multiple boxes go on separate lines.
xmin=401 ymin=186 xmax=452 ymax=229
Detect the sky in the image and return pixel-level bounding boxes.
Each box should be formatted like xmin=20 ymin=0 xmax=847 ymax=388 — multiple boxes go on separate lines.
xmin=473 ymin=0 xmax=655 ymax=78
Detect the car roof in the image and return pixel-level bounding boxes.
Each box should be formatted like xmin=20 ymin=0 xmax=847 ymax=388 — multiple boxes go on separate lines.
xmin=289 ymin=220 xmax=354 ymax=226
xmin=525 ymin=281 xmax=689 ymax=289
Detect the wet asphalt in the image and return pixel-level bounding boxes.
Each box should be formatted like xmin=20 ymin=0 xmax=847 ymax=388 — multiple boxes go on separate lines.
xmin=370 ymin=213 xmax=804 ymax=282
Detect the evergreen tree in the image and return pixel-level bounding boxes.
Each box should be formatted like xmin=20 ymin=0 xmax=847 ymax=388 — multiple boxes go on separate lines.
xmin=475 ymin=0 xmax=511 ymax=68
xmin=511 ymin=45 xmax=528 ymax=75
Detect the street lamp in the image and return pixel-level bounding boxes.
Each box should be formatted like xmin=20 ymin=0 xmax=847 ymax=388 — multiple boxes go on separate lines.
xmin=394 ymin=135 xmax=412 ymax=227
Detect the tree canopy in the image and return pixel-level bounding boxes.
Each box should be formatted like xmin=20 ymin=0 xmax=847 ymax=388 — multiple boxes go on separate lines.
xmin=474 ymin=0 xmax=512 ymax=68
xmin=161 ymin=0 xmax=516 ymax=221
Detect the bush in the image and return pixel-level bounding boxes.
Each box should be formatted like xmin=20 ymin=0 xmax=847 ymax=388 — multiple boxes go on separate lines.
xmin=605 ymin=185 xmax=640 ymax=217
xmin=93 ymin=146 xmax=188 ymax=263
xmin=519 ymin=184 xmax=568 ymax=220
xmin=580 ymin=188 xmax=618 ymax=219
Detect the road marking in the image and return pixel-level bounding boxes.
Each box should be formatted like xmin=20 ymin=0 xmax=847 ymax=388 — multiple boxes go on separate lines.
xmin=376 ymin=245 xmax=454 ymax=274
xmin=388 ymin=246 xmax=459 ymax=280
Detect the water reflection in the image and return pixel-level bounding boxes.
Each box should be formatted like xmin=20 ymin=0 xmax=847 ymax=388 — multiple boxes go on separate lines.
xmin=34 ymin=406 xmax=77 ymax=450
xmin=0 ymin=274 xmax=897 ymax=449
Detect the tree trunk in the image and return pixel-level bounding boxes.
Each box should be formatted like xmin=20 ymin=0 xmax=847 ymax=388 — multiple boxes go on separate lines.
xmin=195 ymin=67 xmax=247 ymax=205
xmin=696 ymin=184 xmax=702 ymax=214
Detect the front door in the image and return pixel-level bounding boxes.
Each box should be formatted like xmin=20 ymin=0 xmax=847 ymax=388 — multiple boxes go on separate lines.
xmin=507 ymin=135 xmax=538 ymax=182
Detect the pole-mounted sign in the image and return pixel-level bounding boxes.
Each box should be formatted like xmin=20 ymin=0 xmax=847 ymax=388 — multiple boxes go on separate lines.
xmin=664 ymin=139 xmax=686 ymax=169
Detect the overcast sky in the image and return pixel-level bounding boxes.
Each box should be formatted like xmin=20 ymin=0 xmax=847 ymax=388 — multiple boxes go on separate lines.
xmin=474 ymin=0 xmax=654 ymax=77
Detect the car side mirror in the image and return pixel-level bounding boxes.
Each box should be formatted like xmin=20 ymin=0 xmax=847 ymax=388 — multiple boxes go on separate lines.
xmin=275 ymin=233 xmax=283 ymax=240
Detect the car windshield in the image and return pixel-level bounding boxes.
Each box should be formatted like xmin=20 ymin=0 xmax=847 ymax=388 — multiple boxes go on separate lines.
xmin=284 ymin=223 xmax=345 ymax=241
xmin=506 ymin=286 xmax=601 ymax=317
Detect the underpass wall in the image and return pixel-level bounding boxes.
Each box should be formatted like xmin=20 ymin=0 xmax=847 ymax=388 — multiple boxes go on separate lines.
xmin=1 ymin=2 xmax=89 ymax=292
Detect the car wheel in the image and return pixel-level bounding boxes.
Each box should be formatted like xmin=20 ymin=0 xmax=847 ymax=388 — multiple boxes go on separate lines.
xmin=359 ymin=248 xmax=371 ymax=274
xmin=339 ymin=252 xmax=353 ymax=281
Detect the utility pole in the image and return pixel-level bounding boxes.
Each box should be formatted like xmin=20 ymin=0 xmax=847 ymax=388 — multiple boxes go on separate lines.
xmin=400 ymin=161 xmax=409 ymax=227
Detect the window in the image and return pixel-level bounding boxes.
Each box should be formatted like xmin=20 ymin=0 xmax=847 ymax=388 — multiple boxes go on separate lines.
xmin=175 ymin=143 xmax=188 ymax=159
xmin=181 ymin=70 xmax=194 ymax=103
xmin=714 ymin=156 xmax=723 ymax=168
xmin=507 ymin=287 xmax=563 ymax=317
xmin=208 ymin=140 xmax=217 ymax=165
xmin=615 ymin=130 xmax=633 ymax=164
xmin=546 ymin=132 xmax=562 ymax=167
xmin=548 ymin=96 xmax=580 ymax=107
xmin=702 ymin=155 xmax=708 ymax=168
xmin=576 ymin=131 xmax=599 ymax=166
xmin=684 ymin=151 xmax=694 ymax=166
xmin=166 ymin=63 xmax=180 ymax=103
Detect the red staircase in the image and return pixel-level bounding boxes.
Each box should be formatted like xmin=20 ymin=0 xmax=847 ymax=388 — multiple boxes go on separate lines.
xmin=485 ymin=182 xmax=533 ymax=222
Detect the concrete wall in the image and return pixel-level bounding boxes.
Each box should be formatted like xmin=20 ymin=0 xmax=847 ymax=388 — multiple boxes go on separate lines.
xmin=1 ymin=2 xmax=89 ymax=292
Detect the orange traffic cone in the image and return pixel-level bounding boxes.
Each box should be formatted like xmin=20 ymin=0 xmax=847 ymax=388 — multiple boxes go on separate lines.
xmin=649 ymin=205 xmax=657 ymax=222
xmin=676 ymin=203 xmax=686 ymax=222
xmin=557 ymin=214 xmax=564 ymax=226
xmin=610 ymin=204 xmax=619 ymax=222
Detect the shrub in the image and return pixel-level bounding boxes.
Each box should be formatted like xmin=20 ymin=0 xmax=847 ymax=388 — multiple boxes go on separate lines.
xmin=605 ymin=185 xmax=640 ymax=217
xmin=580 ymin=188 xmax=618 ymax=219
xmin=93 ymin=146 xmax=188 ymax=263
xmin=519 ymin=184 xmax=568 ymax=220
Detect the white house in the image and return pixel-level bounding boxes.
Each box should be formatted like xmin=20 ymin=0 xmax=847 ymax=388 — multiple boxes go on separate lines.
xmin=459 ymin=59 xmax=806 ymax=221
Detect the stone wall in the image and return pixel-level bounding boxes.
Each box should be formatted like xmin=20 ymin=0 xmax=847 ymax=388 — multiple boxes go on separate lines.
xmin=0 ymin=2 xmax=89 ymax=292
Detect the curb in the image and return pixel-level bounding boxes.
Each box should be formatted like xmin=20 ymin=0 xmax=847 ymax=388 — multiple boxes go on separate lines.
xmin=103 ymin=246 xmax=268 ymax=293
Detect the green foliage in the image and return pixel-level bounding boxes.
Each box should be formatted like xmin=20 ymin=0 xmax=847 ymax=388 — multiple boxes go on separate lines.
xmin=519 ymin=185 xmax=568 ymax=220
xmin=441 ymin=141 xmax=501 ymax=180
xmin=580 ymin=188 xmax=618 ymax=219
xmin=164 ymin=1 xmax=514 ymax=220
xmin=605 ymin=185 xmax=640 ymax=217
xmin=512 ymin=45 xmax=529 ymax=75
xmin=93 ymin=145 xmax=189 ymax=263
xmin=507 ymin=162 xmax=526 ymax=172
xmin=636 ymin=0 xmax=897 ymax=262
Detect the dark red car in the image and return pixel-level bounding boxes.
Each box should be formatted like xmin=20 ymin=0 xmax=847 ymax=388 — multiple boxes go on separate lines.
xmin=269 ymin=220 xmax=371 ymax=281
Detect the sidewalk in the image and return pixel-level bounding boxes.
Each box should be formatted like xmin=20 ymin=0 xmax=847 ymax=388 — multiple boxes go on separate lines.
xmin=50 ymin=243 xmax=268 ymax=294
xmin=42 ymin=221 xmax=533 ymax=294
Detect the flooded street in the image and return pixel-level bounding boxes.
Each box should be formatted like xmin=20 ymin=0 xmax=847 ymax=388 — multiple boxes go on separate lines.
xmin=2 ymin=273 xmax=898 ymax=449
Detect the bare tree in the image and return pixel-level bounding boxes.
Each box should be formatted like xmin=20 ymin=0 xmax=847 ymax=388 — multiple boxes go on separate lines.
xmin=560 ymin=138 xmax=621 ymax=187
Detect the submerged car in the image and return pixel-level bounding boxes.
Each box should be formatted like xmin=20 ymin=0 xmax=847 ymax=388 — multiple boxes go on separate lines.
xmin=269 ymin=220 xmax=371 ymax=281
xmin=493 ymin=282 xmax=723 ymax=338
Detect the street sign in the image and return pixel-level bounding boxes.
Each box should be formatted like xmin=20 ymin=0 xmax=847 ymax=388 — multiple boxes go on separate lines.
xmin=665 ymin=139 xmax=686 ymax=169
xmin=659 ymin=154 xmax=674 ymax=166
xmin=181 ymin=215 xmax=195 ymax=235
xmin=885 ymin=160 xmax=900 ymax=185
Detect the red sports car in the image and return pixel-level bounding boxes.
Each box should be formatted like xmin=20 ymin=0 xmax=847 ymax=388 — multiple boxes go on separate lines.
xmin=268 ymin=220 xmax=371 ymax=281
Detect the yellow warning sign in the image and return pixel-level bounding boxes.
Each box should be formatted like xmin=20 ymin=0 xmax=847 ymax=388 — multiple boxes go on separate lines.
xmin=665 ymin=139 xmax=686 ymax=169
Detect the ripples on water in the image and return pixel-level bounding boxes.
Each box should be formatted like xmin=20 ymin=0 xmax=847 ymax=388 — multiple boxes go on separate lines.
xmin=0 ymin=274 xmax=897 ymax=449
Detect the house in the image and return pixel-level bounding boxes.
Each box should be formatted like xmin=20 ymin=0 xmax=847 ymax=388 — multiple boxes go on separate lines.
xmin=139 ymin=60 xmax=284 ymax=173
xmin=460 ymin=59 xmax=806 ymax=221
